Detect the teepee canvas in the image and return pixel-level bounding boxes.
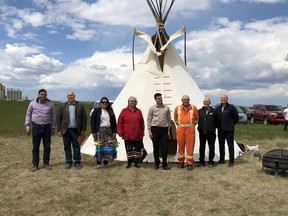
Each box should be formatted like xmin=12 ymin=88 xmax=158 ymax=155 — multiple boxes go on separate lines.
xmin=81 ymin=0 xmax=242 ymax=162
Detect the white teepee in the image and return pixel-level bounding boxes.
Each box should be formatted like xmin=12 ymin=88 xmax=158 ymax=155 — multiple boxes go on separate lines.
xmin=81 ymin=0 xmax=242 ymax=162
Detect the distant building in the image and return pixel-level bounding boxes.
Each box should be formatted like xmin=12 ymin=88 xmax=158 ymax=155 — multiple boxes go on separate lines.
xmin=22 ymin=95 xmax=29 ymax=101
xmin=7 ymin=88 xmax=22 ymax=101
xmin=0 ymin=84 xmax=5 ymax=100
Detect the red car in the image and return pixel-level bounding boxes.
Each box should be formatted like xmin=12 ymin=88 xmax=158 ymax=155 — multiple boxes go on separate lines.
xmin=250 ymin=104 xmax=285 ymax=125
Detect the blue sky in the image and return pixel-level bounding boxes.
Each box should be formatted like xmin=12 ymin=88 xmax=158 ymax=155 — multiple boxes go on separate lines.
xmin=0 ymin=0 xmax=288 ymax=106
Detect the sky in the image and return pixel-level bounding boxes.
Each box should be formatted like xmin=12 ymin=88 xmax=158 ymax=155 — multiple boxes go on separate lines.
xmin=0 ymin=0 xmax=288 ymax=106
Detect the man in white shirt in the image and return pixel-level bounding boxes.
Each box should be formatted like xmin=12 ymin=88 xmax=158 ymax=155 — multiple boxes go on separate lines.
xmin=147 ymin=93 xmax=171 ymax=170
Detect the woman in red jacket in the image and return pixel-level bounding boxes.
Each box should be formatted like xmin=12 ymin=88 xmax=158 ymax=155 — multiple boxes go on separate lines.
xmin=117 ymin=96 xmax=145 ymax=168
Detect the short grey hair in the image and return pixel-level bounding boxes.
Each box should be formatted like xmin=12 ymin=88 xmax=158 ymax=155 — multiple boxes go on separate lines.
xmin=128 ymin=96 xmax=137 ymax=104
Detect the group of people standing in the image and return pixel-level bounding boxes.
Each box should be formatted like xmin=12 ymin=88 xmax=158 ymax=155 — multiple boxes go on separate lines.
xmin=25 ymin=89 xmax=88 ymax=171
xmin=25 ymin=89 xmax=239 ymax=172
xmin=147 ymin=93 xmax=239 ymax=170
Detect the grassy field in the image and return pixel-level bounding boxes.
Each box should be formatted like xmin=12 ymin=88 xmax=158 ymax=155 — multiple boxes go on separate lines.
xmin=0 ymin=100 xmax=93 ymax=136
xmin=0 ymin=101 xmax=288 ymax=215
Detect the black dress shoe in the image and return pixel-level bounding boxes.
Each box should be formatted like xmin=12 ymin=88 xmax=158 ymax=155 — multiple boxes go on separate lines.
xmin=218 ymin=160 xmax=225 ymax=164
xmin=31 ymin=165 xmax=39 ymax=172
xmin=228 ymin=162 xmax=234 ymax=167
xmin=44 ymin=164 xmax=52 ymax=170
xmin=197 ymin=163 xmax=205 ymax=167
xmin=187 ymin=164 xmax=193 ymax=171
xmin=208 ymin=163 xmax=215 ymax=168
xmin=155 ymin=165 xmax=159 ymax=170
xmin=162 ymin=166 xmax=171 ymax=170
xmin=178 ymin=163 xmax=184 ymax=169
xmin=74 ymin=164 xmax=81 ymax=169
xmin=126 ymin=164 xmax=131 ymax=169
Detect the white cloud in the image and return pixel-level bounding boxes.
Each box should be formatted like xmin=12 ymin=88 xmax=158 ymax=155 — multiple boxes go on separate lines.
xmin=1 ymin=44 xmax=64 ymax=80
xmin=66 ymin=28 xmax=96 ymax=41
xmin=180 ymin=17 xmax=288 ymax=103
xmin=18 ymin=10 xmax=45 ymax=27
xmin=48 ymin=30 xmax=58 ymax=34
xmin=0 ymin=0 xmax=213 ymax=41
xmin=47 ymin=47 xmax=139 ymax=90
xmin=50 ymin=51 xmax=63 ymax=56
xmin=12 ymin=18 xmax=23 ymax=30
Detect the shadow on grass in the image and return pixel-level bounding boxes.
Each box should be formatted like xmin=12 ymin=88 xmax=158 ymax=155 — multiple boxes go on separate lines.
xmin=262 ymin=168 xmax=288 ymax=177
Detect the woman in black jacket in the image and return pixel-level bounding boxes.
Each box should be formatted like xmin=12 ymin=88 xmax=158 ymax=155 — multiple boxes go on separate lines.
xmin=91 ymin=97 xmax=117 ymax=168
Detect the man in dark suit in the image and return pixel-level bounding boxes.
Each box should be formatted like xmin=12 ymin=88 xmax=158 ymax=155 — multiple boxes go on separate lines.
xmin=197 ymin=98 xmax=217 ymax=167
xmin=57 ymin=91 xmax=87 ymax=169
xmin=216 ymin=94 xmax=239 ymax=167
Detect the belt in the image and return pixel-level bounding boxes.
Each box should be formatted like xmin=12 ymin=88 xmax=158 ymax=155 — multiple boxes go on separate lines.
xmin=33 ymin=123 xmax=51 ymax=127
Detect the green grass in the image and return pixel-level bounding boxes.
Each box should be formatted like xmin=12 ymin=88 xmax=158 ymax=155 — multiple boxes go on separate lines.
xmin=235 ymin=122 xmax=288 ymax=140
xmin=0 ymin=100 xmax=30 ymax=136
xmin=0 ymin=100 xmax=92 ymax=136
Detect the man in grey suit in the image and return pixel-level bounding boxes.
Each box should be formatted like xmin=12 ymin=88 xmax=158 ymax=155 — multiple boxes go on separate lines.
xmin=57 ymin=91 xmax=87 ymax=169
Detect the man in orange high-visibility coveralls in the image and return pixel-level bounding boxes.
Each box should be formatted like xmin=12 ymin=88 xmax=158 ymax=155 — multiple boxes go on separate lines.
xmin=174 ymin=95 xmax=199 ymax=171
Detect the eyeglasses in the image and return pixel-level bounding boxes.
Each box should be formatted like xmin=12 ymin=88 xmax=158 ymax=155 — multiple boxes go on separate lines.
xmin=101 ymin=102 xmax=108 ymax=104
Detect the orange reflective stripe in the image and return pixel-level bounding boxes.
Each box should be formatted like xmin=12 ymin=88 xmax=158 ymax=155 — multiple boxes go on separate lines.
xmin=178 ymin=105 xmax=194 ymax=126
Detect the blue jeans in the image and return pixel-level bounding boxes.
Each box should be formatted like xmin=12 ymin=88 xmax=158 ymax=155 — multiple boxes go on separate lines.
xmin=63 ymin=128 xmax=81 ymax=165
xmin=32 ymin=124 xmax=51 ymax=166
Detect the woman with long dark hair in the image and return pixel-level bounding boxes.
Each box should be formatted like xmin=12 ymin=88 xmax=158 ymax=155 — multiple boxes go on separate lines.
xmin=91 ymin=97 xmax=118 ymax=168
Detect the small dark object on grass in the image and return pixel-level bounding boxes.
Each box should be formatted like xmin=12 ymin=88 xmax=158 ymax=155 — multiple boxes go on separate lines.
xmin=253 ymin=151 xmax=262 ymax=161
